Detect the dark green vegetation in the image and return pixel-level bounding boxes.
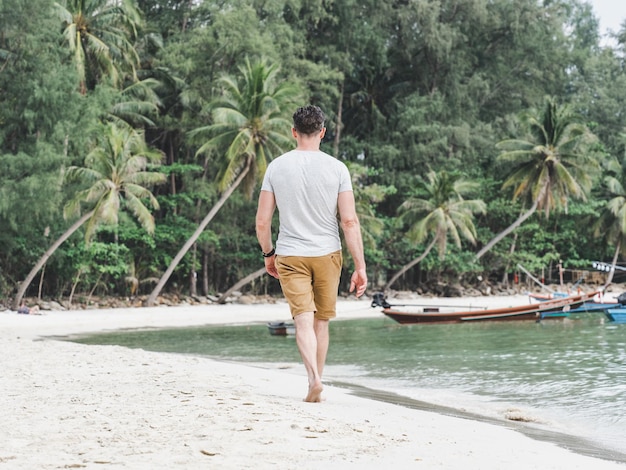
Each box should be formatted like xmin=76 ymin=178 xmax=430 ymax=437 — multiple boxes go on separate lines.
xmin=3 ymin=0 xmax=626 ymax=306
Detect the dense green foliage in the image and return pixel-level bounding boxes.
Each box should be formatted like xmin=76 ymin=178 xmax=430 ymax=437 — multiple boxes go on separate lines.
xmin=2 ymin=0 xmax=626 ymax=303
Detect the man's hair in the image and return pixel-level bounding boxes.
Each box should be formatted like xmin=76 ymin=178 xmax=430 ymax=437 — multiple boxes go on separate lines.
xmin=293 ymin=105 xmax=325 ymax=135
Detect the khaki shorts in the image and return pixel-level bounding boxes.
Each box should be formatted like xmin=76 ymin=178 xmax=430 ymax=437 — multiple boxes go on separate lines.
xmin=275 ymin=251 xmax=343 ymax=320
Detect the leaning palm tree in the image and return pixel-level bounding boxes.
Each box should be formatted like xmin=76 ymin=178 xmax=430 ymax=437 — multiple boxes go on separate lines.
xmin=13 ymin=123 xmax=165 ymax=308
xmin=145 ymin=58 xmax=301 ymax=306
xmin=55 ymin=0 xmax=142 ymax=93
xmin=384 ymin=170 xmax=486 ymax=291
xmin=594 ymin=157 xmax=626 ymax=285
xmin=476 ymin=96 xmax=597 ymax=259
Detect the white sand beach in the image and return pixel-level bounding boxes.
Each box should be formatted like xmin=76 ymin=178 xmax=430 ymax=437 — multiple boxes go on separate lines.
xmin=1 ymin=294 xmax=625 ymax=470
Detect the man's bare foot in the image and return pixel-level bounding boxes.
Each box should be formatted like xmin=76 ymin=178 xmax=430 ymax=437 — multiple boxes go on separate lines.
xmin=304 ymin=382 xmax=323 ymax=403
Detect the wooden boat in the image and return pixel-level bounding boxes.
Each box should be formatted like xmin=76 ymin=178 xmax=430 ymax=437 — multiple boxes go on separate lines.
xmin=605 ymin=308 xmax=626 ymax=324
xmin=567 ymin=291 xmax=625 ymax=314
xmin=527 ymin=291 xmax=570 ymax=302
xmin=372 ymin=291 xmax=599 ymax=325
xmin=567 ymin=300 xmax=617 ymax=313
xmin=267 ymin=321 xmax=295 ymax=336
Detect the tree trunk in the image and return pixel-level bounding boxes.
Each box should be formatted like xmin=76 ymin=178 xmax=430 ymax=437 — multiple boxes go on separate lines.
xmin=169 ymin=138 xmax=177 ymax=199
xmin=37 ymin=265 xmax=45 ymax=299
xmin=13 ymin=210 xmax=94 ymax=309
xmin=145 ymin=163 xmax=251 ymax=306
xmin=189 ymin=244 xmax=197 ymax=296
xmin=475 ymin=200 xmax=538 ymax=259
xmin=606 ymin=241 xmax=621 ymax=286
xmin=202 ymin=250 xmax=209 ymax=296
xmin=68 ymin=267 xmax=84 ymax=308
xmin=217 ymin=267 xmax=268 ymax=304
xmin=502 ymin=233 xmax=518 ymax=284
xmin=384 ymin=237 xmax=437 ymax=292
xmin=333 ymin=80 xmax=344 ymax=157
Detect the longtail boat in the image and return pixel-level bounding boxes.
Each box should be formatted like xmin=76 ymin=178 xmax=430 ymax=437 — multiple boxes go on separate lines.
xmin=371 ymin=291 xmax=600 ymax=325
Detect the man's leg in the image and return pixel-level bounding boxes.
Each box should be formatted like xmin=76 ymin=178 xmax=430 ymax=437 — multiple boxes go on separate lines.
xmin=309 ymin=251 xmax=339 ymax=380
xmin=293 ymin=311 xmax=323 ymax=402
xmin=314 ymin=318 xmax=329 ymax=378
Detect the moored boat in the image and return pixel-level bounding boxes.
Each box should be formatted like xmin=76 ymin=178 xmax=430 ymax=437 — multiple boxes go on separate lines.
xmin=267 ymin=321 xmax=296 ymax=336
xmin=605 ymin=308 xmax=626 ymax=323
xmin=372 ymin=291 xmax=599 ymax=325
xmin=570 ymin=292 xmax=626 ymax=314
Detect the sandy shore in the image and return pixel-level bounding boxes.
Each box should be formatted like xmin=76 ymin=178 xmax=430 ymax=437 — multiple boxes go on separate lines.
xmin=1 ymin=294 xmax=624 ymax=469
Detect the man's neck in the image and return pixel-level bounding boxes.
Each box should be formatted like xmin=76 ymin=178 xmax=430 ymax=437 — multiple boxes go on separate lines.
xmin=295 ymin=136 xmax=321 ymax=151
xmin=296 ymin=144 xmax=321 ymax=151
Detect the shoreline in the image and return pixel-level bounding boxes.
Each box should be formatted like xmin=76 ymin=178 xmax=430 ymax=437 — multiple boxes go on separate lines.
xmin=2 ymin=296 xmax=625 ymax=469
xmin=336 ymin=380 xmax=626 ymax=464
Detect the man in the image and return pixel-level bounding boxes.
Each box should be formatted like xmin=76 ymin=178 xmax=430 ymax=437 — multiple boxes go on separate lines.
xmin=17 ymin=300 xmax=40 ymax=315
xmin=256 ymin=105 xmax=367 ymax=403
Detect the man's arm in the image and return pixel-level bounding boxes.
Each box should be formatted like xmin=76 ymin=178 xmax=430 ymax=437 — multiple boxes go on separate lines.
xmin=256 ymin=190 xmax=279 ymax=279
xmin=337 ymin=191 xmax=367 ymax=297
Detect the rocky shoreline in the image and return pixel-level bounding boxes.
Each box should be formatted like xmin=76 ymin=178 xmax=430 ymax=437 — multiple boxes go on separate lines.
xmin=3 ymin=278 xmax=613 ymax=312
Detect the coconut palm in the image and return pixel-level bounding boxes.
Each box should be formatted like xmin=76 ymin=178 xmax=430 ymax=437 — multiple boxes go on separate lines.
xmin=476 ymin=97 xmax=597 ymax=259
xmin=145 ymin=58 xmax=301 ymax=306
xmin=55 ymin=0 xmax=142 ymax=93
xmin=108 ymin=78 xmax=162 ymax=127
xmin=13 ymin=123 xmax=165 ymax=308
xmin=594 ymin=157 xmax=626 ymax=285
xmin=384 ymin=170 xmax=486 ymax=291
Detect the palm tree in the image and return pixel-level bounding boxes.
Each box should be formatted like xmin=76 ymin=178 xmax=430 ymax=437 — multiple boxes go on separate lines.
xmin=108 ymin=78 xmax=162 ymax=127
xmin=384 ymin=170 xmax=486 ymax=291
xmin=55 ymin=0 xmax=142 ymax=93
xmin=594 ymin=157 xmax=626 ymax=285
xmin=476 ymin=97 xmax=597 ymax=259
xmin=13 ymin=123 xmax=165 ymax=308
xmin=145 ymin=58 xmax=301 ymax=306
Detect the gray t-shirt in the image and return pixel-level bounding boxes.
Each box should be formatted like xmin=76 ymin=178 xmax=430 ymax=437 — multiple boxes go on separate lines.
xmin=261 ymin=149 xmax=353 ymax=256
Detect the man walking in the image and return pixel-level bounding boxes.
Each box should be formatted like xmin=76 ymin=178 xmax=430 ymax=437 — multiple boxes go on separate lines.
xmin=256 ymin=105 xmax=367 ymax=402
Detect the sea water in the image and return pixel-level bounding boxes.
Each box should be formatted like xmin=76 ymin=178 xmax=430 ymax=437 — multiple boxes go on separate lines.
xmin=71 ymin=315 xmax=626 ymax=461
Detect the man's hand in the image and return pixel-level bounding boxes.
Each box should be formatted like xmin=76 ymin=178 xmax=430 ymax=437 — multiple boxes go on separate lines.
xmin=265 ymin=255 xmax=279 ymax=279
xmin=349 ymin=268 xmax=367 ymax=297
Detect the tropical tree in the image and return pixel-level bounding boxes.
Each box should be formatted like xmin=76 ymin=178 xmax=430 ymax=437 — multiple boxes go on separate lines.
xmin=593 ymin=156 xmax=626 ymax=285
xmin=108 ymin=78 xmax=162 ymax=127
xmin=347 ymin=163 xmax=389 ymax=251
xmin=384 ymin=170 xmax=486 ymax=291
xmin=13 ymin=123 xmax=165 ymax=308
xmin=145 ymin=58 xmax=301 ymax=306
xmin=476 ymin=96 xmax=598 ymax=259
xmin=55 ymin=0 xmax=143 ymax=94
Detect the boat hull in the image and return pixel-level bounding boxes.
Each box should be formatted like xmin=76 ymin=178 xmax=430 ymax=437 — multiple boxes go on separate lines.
xmin=267 ymin=321 xmax=295 ymax=336
xmin=567 ymin=301 xmax=617 ymax=313
xmin=606 ymin=308 xmax=626 ymax=324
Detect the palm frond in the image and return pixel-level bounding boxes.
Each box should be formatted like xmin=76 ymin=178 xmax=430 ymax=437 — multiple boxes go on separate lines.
xmin=188 ymin=57 xmax=302 ymax=203
xmin=497 ymin=97 xmax=595 ymax=218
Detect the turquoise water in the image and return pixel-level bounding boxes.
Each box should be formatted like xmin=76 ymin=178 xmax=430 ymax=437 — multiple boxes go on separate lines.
xmin=71 ymin=315 xmax=626 ymax=460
